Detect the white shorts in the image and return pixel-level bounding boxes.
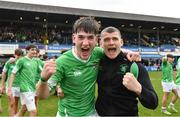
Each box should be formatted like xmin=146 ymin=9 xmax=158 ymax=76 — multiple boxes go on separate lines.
xmin=176 ymin=85 xmax=180 ymax=97
xmin=161 ymin=81 xmax=176 ymax=92
xmin=6 ymin=87 xmax=20 ymax=97
xmin=20 ymin=92 xmax=36 ymax=111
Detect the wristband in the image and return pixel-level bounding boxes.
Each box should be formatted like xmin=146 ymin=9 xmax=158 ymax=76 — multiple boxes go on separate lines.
xmin=40 ymin=77 xmax=47 ymax=82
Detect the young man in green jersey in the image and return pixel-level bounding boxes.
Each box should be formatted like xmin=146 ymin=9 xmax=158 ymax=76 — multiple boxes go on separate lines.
xmin=36 ymin=17 xmax=139 ymax=117
xmin=37 ymin=17 xmax=101 ymax=117
xmin=8 ymin=44 xmax=39 ymax=116
xmin=0 ymin=48 xmax=23 ymax=116
xmin=161 ymin=54 xmax=178 ymax=115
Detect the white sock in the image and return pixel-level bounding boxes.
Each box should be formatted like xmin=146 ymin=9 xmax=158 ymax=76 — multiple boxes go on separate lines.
xmin=162 ymin=106 xmax=166 ymax=111
xmin=169 ymin=102 xmax=174 ymax=107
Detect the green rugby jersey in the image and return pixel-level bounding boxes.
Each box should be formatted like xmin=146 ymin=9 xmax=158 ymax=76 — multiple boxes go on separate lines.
xmin=3 ymin=60 xmax=20 ymax=87
xmin=12 ymin=56 xmax=38 ymax=92
xmin=176 ymin=58 xmax=180 ymax=85
xmin=33 ymin=58 xmax=44 ymax=84
xmin=161 ymin=59 xmax=173 ymax=82
xmin=48 ymin=47 xmax=103 ymax=116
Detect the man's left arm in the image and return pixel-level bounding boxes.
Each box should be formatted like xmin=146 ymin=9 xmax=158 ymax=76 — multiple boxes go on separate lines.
xmin=123 ymin=63 xmax=158 ymax=109
xmin=136 ymin=63 xmax=158 ymax=109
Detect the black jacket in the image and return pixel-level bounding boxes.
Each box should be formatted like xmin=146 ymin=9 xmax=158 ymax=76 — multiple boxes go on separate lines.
xmin=95 ymin=52 xmax=158 ymax=116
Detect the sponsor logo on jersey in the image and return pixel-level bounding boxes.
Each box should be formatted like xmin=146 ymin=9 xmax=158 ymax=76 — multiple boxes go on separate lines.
xmin=73 ymin=70 xmax=82 ymax=77
xmin=26 ymin=63 xmax=31 ymax=66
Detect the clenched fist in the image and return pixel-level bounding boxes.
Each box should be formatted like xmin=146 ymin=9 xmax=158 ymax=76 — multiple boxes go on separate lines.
xmin=41 ymin=59 xmax=56 ymax=81
xmin=122 ymin=73 xmax=142 ymax=96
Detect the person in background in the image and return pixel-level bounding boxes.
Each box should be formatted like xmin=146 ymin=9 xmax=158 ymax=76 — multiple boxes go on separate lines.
xmin=8 ymin=44 xmax=39 ymax=116
xmin=161 ymin=54 xmax=178 ymax=115
xmin=0 ymin=48 xmax=23 ymax=116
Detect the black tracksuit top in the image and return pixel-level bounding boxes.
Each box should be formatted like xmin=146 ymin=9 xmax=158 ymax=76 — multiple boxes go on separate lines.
xmin=95 ymin=52 xmax=158 ymax=116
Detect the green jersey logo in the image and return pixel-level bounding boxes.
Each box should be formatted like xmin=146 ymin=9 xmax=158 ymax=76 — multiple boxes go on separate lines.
xmin=118 ymin=64 xmax=128 ymax=75
xmin=26 ymin=63 xmax=31 ymax=66
xmin=73 ymin=70 xmax=82 ymax=77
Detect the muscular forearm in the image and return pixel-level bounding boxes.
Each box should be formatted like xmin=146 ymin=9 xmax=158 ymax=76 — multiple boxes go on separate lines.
xmin=8 ymin=73 xmax=15 ymax=89
xmin=1 ymin=72 xmax=6 ymax=88
xmin=36 ymin=81 xmax=50 ymax=99
xmin=37 ymin=59 xmax=57 ymax=99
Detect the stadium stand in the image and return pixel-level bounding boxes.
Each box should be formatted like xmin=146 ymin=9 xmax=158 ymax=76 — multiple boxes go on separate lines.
xmin=0 ymin=1 xmax=180 ymax=71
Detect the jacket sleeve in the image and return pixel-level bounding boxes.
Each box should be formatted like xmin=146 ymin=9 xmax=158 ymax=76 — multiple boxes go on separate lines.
xmin=137 ymin=63 xmax=158 ymax=109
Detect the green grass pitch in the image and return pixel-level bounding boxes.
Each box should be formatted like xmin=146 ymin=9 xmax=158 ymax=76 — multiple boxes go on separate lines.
xmin=0 ymin=71 xmax=179 ymax=116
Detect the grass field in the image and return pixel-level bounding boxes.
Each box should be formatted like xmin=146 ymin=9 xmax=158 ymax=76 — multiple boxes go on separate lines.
xmin=0 ymin=71 xmax=179 ymax=116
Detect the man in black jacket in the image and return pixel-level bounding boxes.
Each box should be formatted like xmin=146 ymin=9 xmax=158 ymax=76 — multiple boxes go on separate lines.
xmin=95 ymin=26 xmax=158 ymax=116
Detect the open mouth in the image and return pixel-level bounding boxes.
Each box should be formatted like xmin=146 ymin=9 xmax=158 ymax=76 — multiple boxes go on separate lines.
xmin=108 ymin=48 xmax=116 ymax=53
xmin=82 ymin=48 xmax=90 ymax=52
xmin=81 ymin=48 xmax=90 ymax=57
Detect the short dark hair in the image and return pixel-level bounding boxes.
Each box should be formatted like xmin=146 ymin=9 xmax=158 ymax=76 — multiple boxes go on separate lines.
xmin=14 ymin=48 xmax=23 ymax=56
xmin=167 ymin=54 xmax=174 ymax=58
xmin=100 ymin=26 xmax=121 ymax=38
xmin=73 ymin=17 xmax=100 ymax=35
xmin=25 ymin=44 xmax=37 ymax=51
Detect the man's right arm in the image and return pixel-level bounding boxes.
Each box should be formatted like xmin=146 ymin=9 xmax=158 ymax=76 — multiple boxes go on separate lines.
xmin=0 ymin=62 xmax=8 ymax=94
xmin=0 ymin=71 xmax=6 ymax=94
xmin=7 ymin=73 xmax=16 ymax=97
xmin=36 ymin=60 xmax=56 ymax=99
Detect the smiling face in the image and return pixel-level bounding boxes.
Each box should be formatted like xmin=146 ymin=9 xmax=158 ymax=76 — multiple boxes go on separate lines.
xmin=27 ymin=48 xmax=37 ymax=58
xmin=167 ymin=57 xmax=174 ymax=63
xmin=101 ymin=31 xmax=123 ymax=59
xmin=72 ymin=31 xmax=97 ymax=60
xmin=26 ymin=44 xmax=37 ymax=58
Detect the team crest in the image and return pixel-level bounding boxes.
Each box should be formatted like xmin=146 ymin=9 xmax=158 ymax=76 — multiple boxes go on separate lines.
xmin=118 ymin=64 xmax=128 ymax=75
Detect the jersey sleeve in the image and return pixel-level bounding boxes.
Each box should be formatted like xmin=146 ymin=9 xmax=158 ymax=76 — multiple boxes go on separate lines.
xmin=12 ymin=58 xmax=23 ymax=74
xmin=2 ymin=61 xmax=10 ymax=73
xmin=38 ymin=59 xmax=44 ymax=71
xmin=176 ymin=58 xmax=180 ymax=70
xmin=94 ymin=47 xmax=104 ymax=59
xmin=137 ymin=63 xmax=158 ymax=109
xmin=37 ymin=59 xmax=44 ymax=73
